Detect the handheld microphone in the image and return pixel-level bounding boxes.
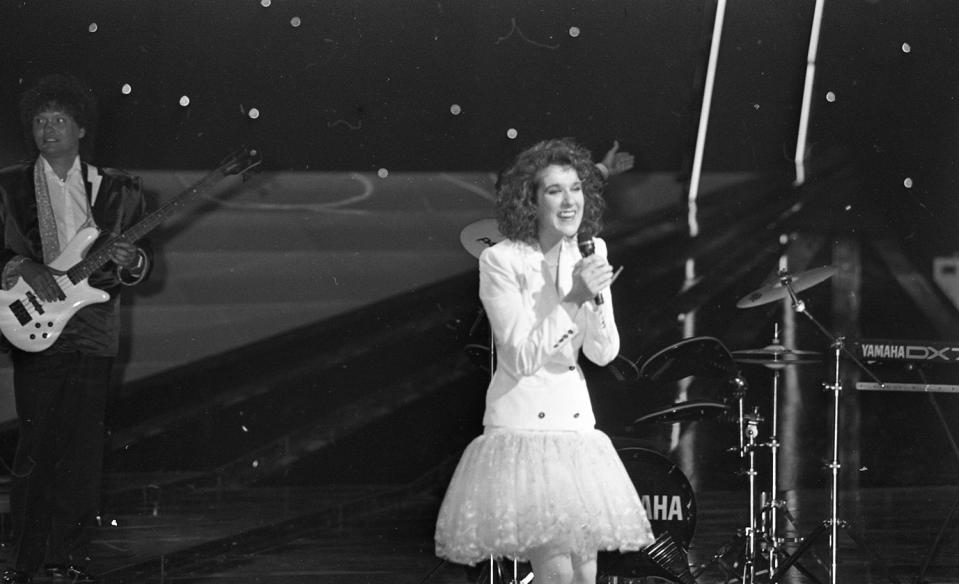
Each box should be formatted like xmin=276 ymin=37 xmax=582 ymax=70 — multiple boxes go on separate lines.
xmin=576 ymin=232 xmax=604 ymax=305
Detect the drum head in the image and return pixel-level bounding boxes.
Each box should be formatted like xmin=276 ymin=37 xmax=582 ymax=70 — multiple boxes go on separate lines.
xmin=617 ymin=447 xmax=697 ymax=548
xmin=599 ymin=447 xmax=697 ymax=584
xmin=634 ymin=400 xmax=729 ymax=425
xmin=459 ymin=218 xmax=504 ymax=259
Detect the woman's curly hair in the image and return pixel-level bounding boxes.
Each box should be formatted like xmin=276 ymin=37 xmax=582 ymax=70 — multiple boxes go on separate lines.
xmin=19 ymin=73 xmax=98 ymax=156
xmin=494 ymin=137 xmax=605 ymax=245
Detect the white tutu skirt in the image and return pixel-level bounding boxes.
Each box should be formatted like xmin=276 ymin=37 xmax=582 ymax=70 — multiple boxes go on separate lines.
xmin=434 ymin=428 xmax=654 ymax=565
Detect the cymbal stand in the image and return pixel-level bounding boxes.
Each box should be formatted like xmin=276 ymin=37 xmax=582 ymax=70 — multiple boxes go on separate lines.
xmin=769 ymin=278 xmax=899 ymax=584
xmin=756 ymin=326 xmax=802 ymax=575
xmin=741 ymin=407 xmax=761 ymax=584
xmin=690 ymin=376 xmax=760 ymax=583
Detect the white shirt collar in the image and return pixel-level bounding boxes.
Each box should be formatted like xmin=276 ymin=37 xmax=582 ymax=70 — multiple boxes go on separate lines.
xmin=39 ymin=155 xmax=82 ymax=182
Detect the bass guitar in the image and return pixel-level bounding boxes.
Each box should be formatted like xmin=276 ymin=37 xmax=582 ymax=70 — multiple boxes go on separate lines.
xmin=0 ymin=147 xmax=262 ymax=352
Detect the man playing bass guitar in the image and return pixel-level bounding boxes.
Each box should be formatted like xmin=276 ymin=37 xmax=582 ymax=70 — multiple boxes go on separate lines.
xmin=0 ymin=74 xmax=152 ymax=584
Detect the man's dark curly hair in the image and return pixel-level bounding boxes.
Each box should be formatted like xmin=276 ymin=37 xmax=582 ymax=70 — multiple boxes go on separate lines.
xmin=18 ymin=73 xmax=98 ymax=156
xmin=494 ymin=137 xmax=605 ymax=245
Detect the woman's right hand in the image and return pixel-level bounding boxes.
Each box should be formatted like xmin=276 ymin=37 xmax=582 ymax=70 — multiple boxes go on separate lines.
xmin=567 ymin=255 xmax=614 ymax=306
xmin=20 ymin=259 xmax=66 ymax=302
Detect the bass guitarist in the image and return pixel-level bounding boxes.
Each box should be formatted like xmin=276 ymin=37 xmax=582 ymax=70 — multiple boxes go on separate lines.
xmin=0 ymin=74 xmax=152 ymax=584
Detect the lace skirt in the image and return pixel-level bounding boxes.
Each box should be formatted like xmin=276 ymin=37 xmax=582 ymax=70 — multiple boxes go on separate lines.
xmin=434 ymin=427 xmax=654 ymax=565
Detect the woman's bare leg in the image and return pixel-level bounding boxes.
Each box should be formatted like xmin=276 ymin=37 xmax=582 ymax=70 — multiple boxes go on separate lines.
xmin=528 ymin=547 xmax=573 ymax=584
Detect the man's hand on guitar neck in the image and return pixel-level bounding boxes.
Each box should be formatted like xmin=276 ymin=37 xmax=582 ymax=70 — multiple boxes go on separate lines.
xmin=18 ymin=259 xmax=65 ymax=303
xmin=109 ymin=241 xmax=141 ymax=269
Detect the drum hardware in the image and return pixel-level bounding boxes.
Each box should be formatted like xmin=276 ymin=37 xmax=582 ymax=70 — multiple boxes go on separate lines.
xmin=600 ymin=445 xmax=698 ymax=584
xmin=732 ymin=325 xmax=821 ymax=576
xmin=697 ymin=392 xmax=769 ymax=584
xmin=639 ymin=336 xmax=740 ymax=383
xmin=740 ymin=408 xmax=761 ymax=584
xmin=634 ymin=336 xmax=741 ymax=428
xmin=634 ymin=400 xmax=730 ymax=425
xmin=738 ymin=268 xmax=898 ymax=584
xmin=735 ymin=266 xmax=837 ymax=309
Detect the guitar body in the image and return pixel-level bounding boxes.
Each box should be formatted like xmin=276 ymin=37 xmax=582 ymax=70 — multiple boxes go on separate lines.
xmin=0 ymin=227 xmax=110 ymax=352
xmin=0 ymin=147 xmax=261 ymax=353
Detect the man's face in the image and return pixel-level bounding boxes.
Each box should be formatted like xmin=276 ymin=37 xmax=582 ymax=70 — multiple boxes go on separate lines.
xmin=32 ymin=107 xmax=85 ymax=160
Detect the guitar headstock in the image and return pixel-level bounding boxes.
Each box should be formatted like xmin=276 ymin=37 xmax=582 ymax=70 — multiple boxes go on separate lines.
xmin=220 ymin=147 xmax=263 ymax=180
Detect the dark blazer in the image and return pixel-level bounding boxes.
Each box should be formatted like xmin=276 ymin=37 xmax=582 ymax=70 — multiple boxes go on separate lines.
xmin=0 ymin=159 xmax=152 ymax=355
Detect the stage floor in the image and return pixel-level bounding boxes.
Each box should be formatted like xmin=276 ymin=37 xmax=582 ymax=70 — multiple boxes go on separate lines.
xmin=77 ymin=480 xmax=959 ymax=583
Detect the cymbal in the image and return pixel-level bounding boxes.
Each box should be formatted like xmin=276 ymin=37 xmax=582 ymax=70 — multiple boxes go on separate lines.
xmin=634 ymin=400 xmax=730 ymax=425
xmin=736 ymin=266 xmax=838 ymax=308
xmin=459 ymin=218 xmax=504 ymax=259
xmin=733 ymin=343 xmax=822 ymax=368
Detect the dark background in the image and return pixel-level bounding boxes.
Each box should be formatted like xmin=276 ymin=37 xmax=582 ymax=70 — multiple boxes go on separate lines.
xmin=1 ymin=0 xmax=957 ymax=255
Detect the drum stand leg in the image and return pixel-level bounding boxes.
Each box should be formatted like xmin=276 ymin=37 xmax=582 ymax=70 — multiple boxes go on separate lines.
xmin=741 ymin=413 xmax=760 ymax=584
xmin=758 ymin=364 xmax=804 ymax=576
xmin=769 ymin=291 xmax=901 ymax=584
xmin=691 ymin=395 xmax=763 ymax=584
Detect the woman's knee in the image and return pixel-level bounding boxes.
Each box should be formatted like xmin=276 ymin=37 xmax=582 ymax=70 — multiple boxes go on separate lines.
xmin=570 ymin=552 xmax=597 ymax=584
xmin=529 ymin=548 xmax=574 ymax=584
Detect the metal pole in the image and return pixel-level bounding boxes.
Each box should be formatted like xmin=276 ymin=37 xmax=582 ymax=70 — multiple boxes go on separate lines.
xmin=688 ymin=0 xmax=728 ymax=203
xmin=794 ymin=0 xmax=826 ymax=186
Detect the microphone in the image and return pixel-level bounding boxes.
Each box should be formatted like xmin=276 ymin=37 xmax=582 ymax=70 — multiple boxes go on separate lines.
xmin=576 ymin=232 xmax=604 ymax=305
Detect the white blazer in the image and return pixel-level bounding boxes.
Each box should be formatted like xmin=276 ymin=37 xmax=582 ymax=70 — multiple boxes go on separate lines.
xmin=479 ymin=237 xmax=619 ymax=431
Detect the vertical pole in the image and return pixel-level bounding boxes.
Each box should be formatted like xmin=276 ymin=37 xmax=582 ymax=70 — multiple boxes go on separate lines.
xmin=794 ymin=0 xmax=827 ymax=186
xmin=688 ymin=0 xmax=728 ymax=203
xmin=828 ymin=340 xmax=842 ymax=584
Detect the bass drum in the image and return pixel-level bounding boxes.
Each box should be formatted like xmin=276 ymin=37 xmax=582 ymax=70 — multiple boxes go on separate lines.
xmin=599 ymin=446 xmax=698 ymax=584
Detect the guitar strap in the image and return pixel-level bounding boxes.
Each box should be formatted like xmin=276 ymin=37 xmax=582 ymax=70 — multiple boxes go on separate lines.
xmin=33 ymin=159 xmax=60 ymax=264
xmin=32 ymin=158 xmax=96 ymax=264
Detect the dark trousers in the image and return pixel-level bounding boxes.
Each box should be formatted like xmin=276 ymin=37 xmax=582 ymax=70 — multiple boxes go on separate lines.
xmin=9 ymin=350 xmax=113 ymax=573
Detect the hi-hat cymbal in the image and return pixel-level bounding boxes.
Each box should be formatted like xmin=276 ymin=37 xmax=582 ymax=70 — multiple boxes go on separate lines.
xmin=459 ymin=218 xmax=504 ymax=259
xmin=736 ymin=266 xmax=838 ymax=308
xmin=732 ymin=343 xmax=822 ymax=368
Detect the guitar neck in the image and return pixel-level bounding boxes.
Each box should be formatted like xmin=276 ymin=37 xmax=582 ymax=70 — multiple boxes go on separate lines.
xmin=68 ymin=167 xmax=232 ymax=283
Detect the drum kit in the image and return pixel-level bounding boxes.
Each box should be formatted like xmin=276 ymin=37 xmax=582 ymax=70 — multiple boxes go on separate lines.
xmin=455 ymin=219 xmax=884 ymax=584
xmin=601 ymin=266 xmax=849 ymax=584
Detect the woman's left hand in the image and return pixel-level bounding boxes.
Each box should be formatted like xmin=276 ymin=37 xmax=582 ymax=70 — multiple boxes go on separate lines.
xmin=601 ymin=140 xmax=635 ymax=176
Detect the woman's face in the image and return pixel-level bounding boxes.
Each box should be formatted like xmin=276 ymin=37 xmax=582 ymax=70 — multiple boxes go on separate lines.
xmin=535 ymin=164 xmax=583 ymax=249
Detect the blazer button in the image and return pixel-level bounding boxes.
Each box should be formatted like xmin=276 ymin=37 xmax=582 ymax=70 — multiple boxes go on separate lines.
xmin=568 ymin=366 xmax=575 ymax=371
xmin=538 ymin=412 xmax=546 ymax=419
xmin=573 ymin=412 xmax=580 ymax=418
